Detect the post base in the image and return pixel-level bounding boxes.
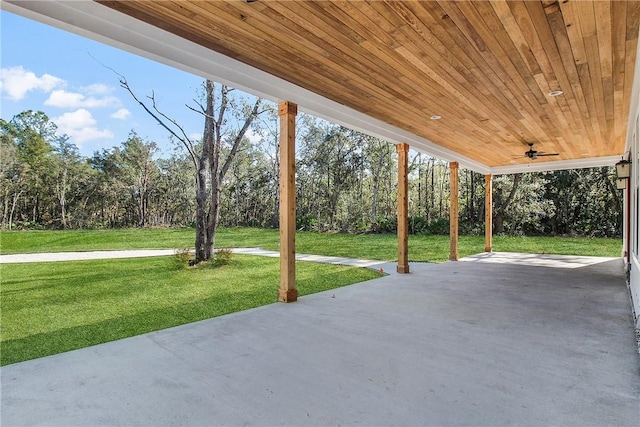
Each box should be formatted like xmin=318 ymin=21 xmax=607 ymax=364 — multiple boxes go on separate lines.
xmin=278 ymin=288 xmax=298 ymax=303
xmin=397 ymin=264 xmax=410 ymax=274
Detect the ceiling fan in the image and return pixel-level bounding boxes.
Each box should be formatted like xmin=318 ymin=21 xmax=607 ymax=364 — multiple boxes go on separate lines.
xmin=524 ymin=143 xmax=559 ymax=160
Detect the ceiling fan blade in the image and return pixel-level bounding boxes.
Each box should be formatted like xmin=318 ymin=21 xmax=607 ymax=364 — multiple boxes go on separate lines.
xmin=536 ymin=153 xmax=559 ymax=157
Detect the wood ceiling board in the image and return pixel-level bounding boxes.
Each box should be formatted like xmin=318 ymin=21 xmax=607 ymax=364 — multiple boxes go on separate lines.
xmin=11 ymin=0 xmax=636 ymax=171
xmin=185 ymin=1 xmax=443 ymax=134
xmin=95 ymin=0 xmax=633 ymax=168
xmin=2 ymin=0 xmax=489 ymax=173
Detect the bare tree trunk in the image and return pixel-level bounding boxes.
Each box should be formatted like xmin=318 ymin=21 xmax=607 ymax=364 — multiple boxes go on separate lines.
xmin=9 ymin=189 xmax=23 ymax=231
xmin=371 ymin=175 xmax=380 ymax=230
xmin=272 ymin=194 xmax=280 ymax=228
xmin=58 ymin=166 xmax=68 ymax=229
xmin=138 ymin=177 xmax=145 ymax=227
xmin=204 ymin=80 xmax=221 ymax=260
xmin=494 ymin=173 xmax=522 ymax=234
xmin=3 ymin=187 xmax=10 ymax=228
xmin=194 ymin=163 xmax=208 ymax=262
xmin=370 ymin=150 xmax=385 ymax=231
xmin=603 ymin=166 xmax=621 ymax=208
xmin=430 ymin=159 xmax=435 ymax=219
xmin=470 ymin=171 xmax=475 ymax=222
xmin=32 ymin=191 xmax=38 ymax=223
xmin=603 ymin=166 xmax=622 ymax=234
xmin=417 ymin=156 xmax=422 ymax=218
xmin=439 ymin=165 xmax=444 ymax=218
xmin=207 ymin=181 xmax=222 ymax=255
xmin=494 ymin=213 xmax=504 ymax=235
xmin=272 ymin=175 xmax=280 ymax=229
xmin=205 ymin=81 xmax=262 ymax=259
xmin=196 ymin=83 xmax=216 ymax=261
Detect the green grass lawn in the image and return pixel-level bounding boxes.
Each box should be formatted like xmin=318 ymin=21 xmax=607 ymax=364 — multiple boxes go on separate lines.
xmin=0 ymin=227 xmax=623 ymax=260
xmin=0 ymin=255 xmax=381 ymax=366
xmin=0 ymin=228 xmax=622 ymax=365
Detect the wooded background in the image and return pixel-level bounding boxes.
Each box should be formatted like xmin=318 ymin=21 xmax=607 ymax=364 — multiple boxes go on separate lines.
xmin=1 ymin=95 xmax=622 ymax=238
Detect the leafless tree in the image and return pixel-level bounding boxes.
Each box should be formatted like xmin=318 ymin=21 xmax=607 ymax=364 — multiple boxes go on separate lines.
xmin=121 ymin=78 xmax=263 ymax=262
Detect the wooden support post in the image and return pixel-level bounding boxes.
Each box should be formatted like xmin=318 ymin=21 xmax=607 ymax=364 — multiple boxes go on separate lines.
xmin=485 ymin=174 xmax=493 ymax=252
xmin=449 ymin=162 xmax=459 ymax=261
xmin=278 ymin=101 xmax=297 ymax=302
xmin=396 ymin=143 xmax=410 ymax=274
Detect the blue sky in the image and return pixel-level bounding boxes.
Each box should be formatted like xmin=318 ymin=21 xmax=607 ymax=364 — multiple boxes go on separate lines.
xmin=1 ymin=10 xmax=226 ymax=157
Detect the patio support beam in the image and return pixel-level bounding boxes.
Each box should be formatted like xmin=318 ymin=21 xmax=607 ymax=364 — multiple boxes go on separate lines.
xmin=396 ymin=143 xmax=410 ymax=274
xmin=449 ymin=162 xmax=459 ymax=261
xmin=485 ymin=174 xmax=493 ymax=252
xmin=278 ymin=101 xmax=297 ymax=302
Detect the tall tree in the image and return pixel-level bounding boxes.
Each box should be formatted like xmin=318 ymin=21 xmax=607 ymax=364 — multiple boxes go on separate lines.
xmin=90 ymin=148 xmax=125 ymax=227
xmin=121 ymin=78 xmax=263 ymax=262
xmin=6 ymin=111 xmax=56 ymax=225
xmin=363 ymin=136 xmax=394 ymax=231
xmin=52 ymin=134 xmax=81 ymax=229
xmin=298 ymin=121 xmax=364 ymax=230
xmin=493 ymin=173 xmax=522 ymax=234
xmin=252 ymin=105 xmax=281 ymax=228
xmin=0 ymin=119 xmax=25 ymax=229
xmin=115 ymin=132 xmax=159 ymax=227
xmin=156 ymin=152 xmax=196 ymax=226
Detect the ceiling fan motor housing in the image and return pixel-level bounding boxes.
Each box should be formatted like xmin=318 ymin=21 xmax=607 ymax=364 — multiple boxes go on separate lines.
xmin=525 ymin=143 xmax=558 ymax=160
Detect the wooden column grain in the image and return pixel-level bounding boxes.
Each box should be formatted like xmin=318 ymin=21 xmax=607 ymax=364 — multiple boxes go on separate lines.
xmin=278 ymin=101 xmax=297 ymax=302
xmin=449 ymin=162 xmax=459 ymax=261
xmin=485 ymin=174 xmax=493 ymax=252
xmin=396 ymin=143 xmax=410 ymax=274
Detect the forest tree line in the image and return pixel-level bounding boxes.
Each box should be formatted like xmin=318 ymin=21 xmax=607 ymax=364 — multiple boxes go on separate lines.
xmin=1 ymin=108 xmax=622 ymax=238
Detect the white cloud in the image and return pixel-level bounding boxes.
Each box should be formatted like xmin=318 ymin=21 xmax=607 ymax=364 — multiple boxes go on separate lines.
xmin=54 ymin=108 xmax=113 ymax=145
xmin=110 ymin=108 xmax=131 ymax=120
xmin=188 ymin=132 xmax=202 ymax=141
xmin=245 ymin=129 xmax=263 ymax=144
xmin=81 ymin=83 xmax=113 ymax=95
xmin=0 ymin=66 xmax=64 ymax=100
xmin=44 ymin=89 xmax=119 ymax=109
xmin=45 ymin=90 xmax=84 ymax=107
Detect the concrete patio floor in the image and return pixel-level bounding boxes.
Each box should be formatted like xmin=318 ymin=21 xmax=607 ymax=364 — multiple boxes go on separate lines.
xmin=2 ymin=253 xmax=639 ymax=426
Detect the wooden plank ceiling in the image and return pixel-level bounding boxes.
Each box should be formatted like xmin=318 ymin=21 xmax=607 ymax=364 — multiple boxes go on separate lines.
xmin=97 ymin=0 xmax=640 ymax=168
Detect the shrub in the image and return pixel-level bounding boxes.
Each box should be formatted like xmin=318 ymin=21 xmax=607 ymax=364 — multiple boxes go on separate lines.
xmin=354 ymin=220 xmax=370 ymax=233
xmin=173 ymin=248 xmax=192 ymax=269
xmin=426 ymin=218 xmax=450 ymax=235
xmin=296 ymin=214 xmax=318 ymax=231
xmin=409 ymin=216 xmax=429 ymax=234
xmin=214 ymin=248 xmax=234 ymax=266
xmin=376 ymin=216 xmax=397 ymax=233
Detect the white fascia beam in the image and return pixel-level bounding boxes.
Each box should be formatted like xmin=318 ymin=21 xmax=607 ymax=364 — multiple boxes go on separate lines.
xmin=490 ymin=155 xmax=620 ymax=175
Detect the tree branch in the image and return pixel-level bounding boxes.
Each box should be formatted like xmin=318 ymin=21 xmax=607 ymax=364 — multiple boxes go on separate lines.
xmin=119 ymin=78 xmax=199 ymax=167
xmin=186 ymin=102 xmax=213 ymax=119
xmin=220 ymin=98 xmax=262 ymax=181
xmin=495 ymin=173 xmax=522 ymax=214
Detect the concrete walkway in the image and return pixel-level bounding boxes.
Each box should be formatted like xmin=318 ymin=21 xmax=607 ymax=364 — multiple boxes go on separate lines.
xmin=0 ymin=247 xmax=432 ymax=275
xmin=2 ymin=252 xmax=638 ymax=426
xmin=0 ymin=249 xmax=177 ymax=263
